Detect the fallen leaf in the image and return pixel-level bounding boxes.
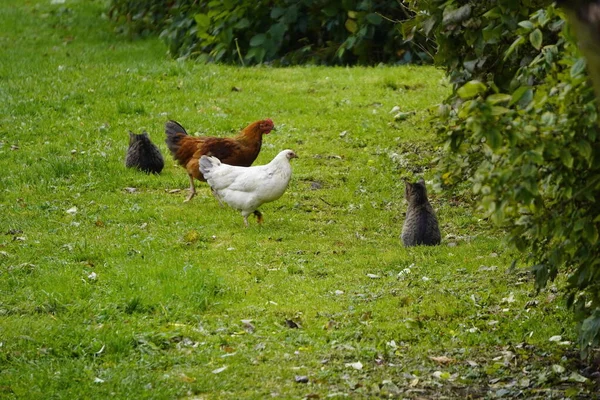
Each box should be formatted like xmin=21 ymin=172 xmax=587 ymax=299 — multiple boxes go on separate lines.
xmin=66 ymin=206 xmax=78 ymax=215
xmin=552 ymin=364 xmax=565 ymax=374
xmin=549 ymin=335 xmax=562 ymax=342
xmin=501 ymin=292 xmax=516 ymax=303
xmin=212 ymin=366 xmax=227 ymax=374
xmin=568 ymin=372 xmax=587 ymax=383
xmin=179 ymin=374 xmax=196 ymax=383
xmin=393 ymin=111 xmax=416 ymax=121
xmin=429 ymin=355 xmax=455 ymax=365
xmin=94 ymin=344 xmax=105 ymax=356
xmin=345 ymin=361 xmax=363 ymax=370
xmin=366 ymin=273 xmax=380 ymax=279
xmin=294 ymin=375 xmax=309 ymax=383
xmin=124 ymin=187 xmax=137 ymax=193
xmin=380 ymin=380 xmax=402 ymax=395
xmin=221 ymin=345 xmax=235 ymax=353
xmin=432 ymin=371 xmax=451 ymax=380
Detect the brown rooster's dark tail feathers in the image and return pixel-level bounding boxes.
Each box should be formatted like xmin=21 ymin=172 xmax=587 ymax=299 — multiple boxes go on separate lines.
xmin=165 ymin=120 xmax=188 ymax=156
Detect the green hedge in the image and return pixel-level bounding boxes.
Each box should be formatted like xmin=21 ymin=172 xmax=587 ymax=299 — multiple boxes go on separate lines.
xmin=403 ymin=0 xmax=600 ymax=357
xmin=107 ymin=0 xmax=431 ymax=65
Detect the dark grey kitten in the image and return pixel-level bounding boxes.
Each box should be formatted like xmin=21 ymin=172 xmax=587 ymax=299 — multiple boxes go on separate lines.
xmin=125 ymin=131 xmax=164 ymax=174
xmin=401 ymin=178 xmax=441 ymax=247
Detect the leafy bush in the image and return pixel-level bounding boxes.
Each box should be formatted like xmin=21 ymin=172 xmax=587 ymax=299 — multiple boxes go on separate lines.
xmin=107 ymin=0 xmax=175 ymax=38
xmin=404 ymin=0 xmax=600 ymax=356
xmin=107 ymin=0 xmax=431 ymax=65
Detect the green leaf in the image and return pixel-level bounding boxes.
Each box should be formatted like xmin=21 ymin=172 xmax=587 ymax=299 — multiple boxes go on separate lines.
xmin=234 ymin=18 xmax=250 ymax=30
xmin=268 ymin=22 xmax=286 ymax=44
xmin=442 ymin=4 xmax=471 ymax=26
xmin=194 ymin=13 xmax=210 ymax=30
xmin=571 ymin=57 xmax=587 ymax=78
xmin=249 ymin=33 xmax=266 ymax=47
xmin=560 ymin=149 xmax=574 ymax=169
xmin=457 ymin=80 xmax=486 ymax=99
xmin=483 ymin=7 xmax=501 ymax=19
xmin=540 ymin=111 xmax=555 ymax=126
xmin=486 ymin=130 xmax=502 ymax=149
xmin=246 ymin=46 xmax=266 ymax=63
xmin=422 ymin=17 xmax=436 ymax=37
xmin=575 ymin=140 xmax=592 ymax=162
xmin=504 ymin=36 xmax=525 ymax=60
xmin=529 ymin=29 xmax=543 ymax=50
xmin=518 ymin=20 xmax=535 ymax=30
xmin=509 ymin=86 xmax=533 ymax=106
xmin=270 ymin=7 xmax=285 ymax=19
xmin=366 ymin=13 xmax=382 ymax=25
xmin=345 ymin=19 xmax=358 ymax=33
xmin=457 ymin=100 xmax=474 ymax=119
xmin=583 ymin=223 xmax=599 ymax=244
xmin=487 ymin=93 xmax=511 ymax=104
xmin=490 ymin=106 xmax=510 ymax=116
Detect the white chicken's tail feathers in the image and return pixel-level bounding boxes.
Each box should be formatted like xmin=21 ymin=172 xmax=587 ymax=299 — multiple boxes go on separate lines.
xmin=199 ymin=155 xmax=220 ymax=177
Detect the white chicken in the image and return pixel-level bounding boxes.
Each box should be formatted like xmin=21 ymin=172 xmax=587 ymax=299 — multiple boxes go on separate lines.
xmin=199 ymin=149 xmax=298 ymax=226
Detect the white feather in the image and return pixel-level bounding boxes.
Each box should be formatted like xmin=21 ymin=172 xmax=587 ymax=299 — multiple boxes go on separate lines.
xmin=199 ymin=150 xmax=297 ymax=224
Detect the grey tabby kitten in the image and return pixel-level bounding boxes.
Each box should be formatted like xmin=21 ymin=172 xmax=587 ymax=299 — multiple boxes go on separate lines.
xmin=401 ymin=178 xmax=441 ymax=247
xmin=125 ymin=131 xmax=164 ymax=174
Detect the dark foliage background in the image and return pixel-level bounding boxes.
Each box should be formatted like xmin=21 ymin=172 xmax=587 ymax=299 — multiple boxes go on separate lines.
xmin=107 ymin=0 xmax=431 ymax=65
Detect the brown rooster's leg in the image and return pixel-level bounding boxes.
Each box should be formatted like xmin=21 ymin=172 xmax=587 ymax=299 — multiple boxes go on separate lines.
xmin=184 ymin=174 xmax=196 ymax=202
xmin=254 ymin=210 xmax=263 ymax=224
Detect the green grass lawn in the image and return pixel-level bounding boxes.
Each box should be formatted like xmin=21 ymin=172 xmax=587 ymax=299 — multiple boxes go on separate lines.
xmin=0 ymin=0 xmax=596 ymax=399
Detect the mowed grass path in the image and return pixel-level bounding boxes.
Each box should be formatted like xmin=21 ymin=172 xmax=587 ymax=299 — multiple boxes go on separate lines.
xmin=0 ymin=1 xmax=593 ymax=399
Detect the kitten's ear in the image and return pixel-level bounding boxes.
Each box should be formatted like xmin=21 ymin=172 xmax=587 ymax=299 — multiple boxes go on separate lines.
xmin=417 ymin=178 xmax=425 ymax=185
xmin=142 ymin=131 xmax=149 ymax=138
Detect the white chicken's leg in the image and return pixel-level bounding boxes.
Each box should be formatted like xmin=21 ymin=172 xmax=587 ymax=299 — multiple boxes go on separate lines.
xmin=211 ymin=188 xmax=224 ymax=207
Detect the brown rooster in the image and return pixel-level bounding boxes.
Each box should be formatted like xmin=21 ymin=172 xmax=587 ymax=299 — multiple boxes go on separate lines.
xmin=165 ymin=119 xmax=276 ymax=202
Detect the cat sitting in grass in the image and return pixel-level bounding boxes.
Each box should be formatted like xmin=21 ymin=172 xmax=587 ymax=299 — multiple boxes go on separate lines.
xmin=125 ymin=131 xmax=164 ymax=174
xmin=401 ymin=178 xmax=441 ymax=247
